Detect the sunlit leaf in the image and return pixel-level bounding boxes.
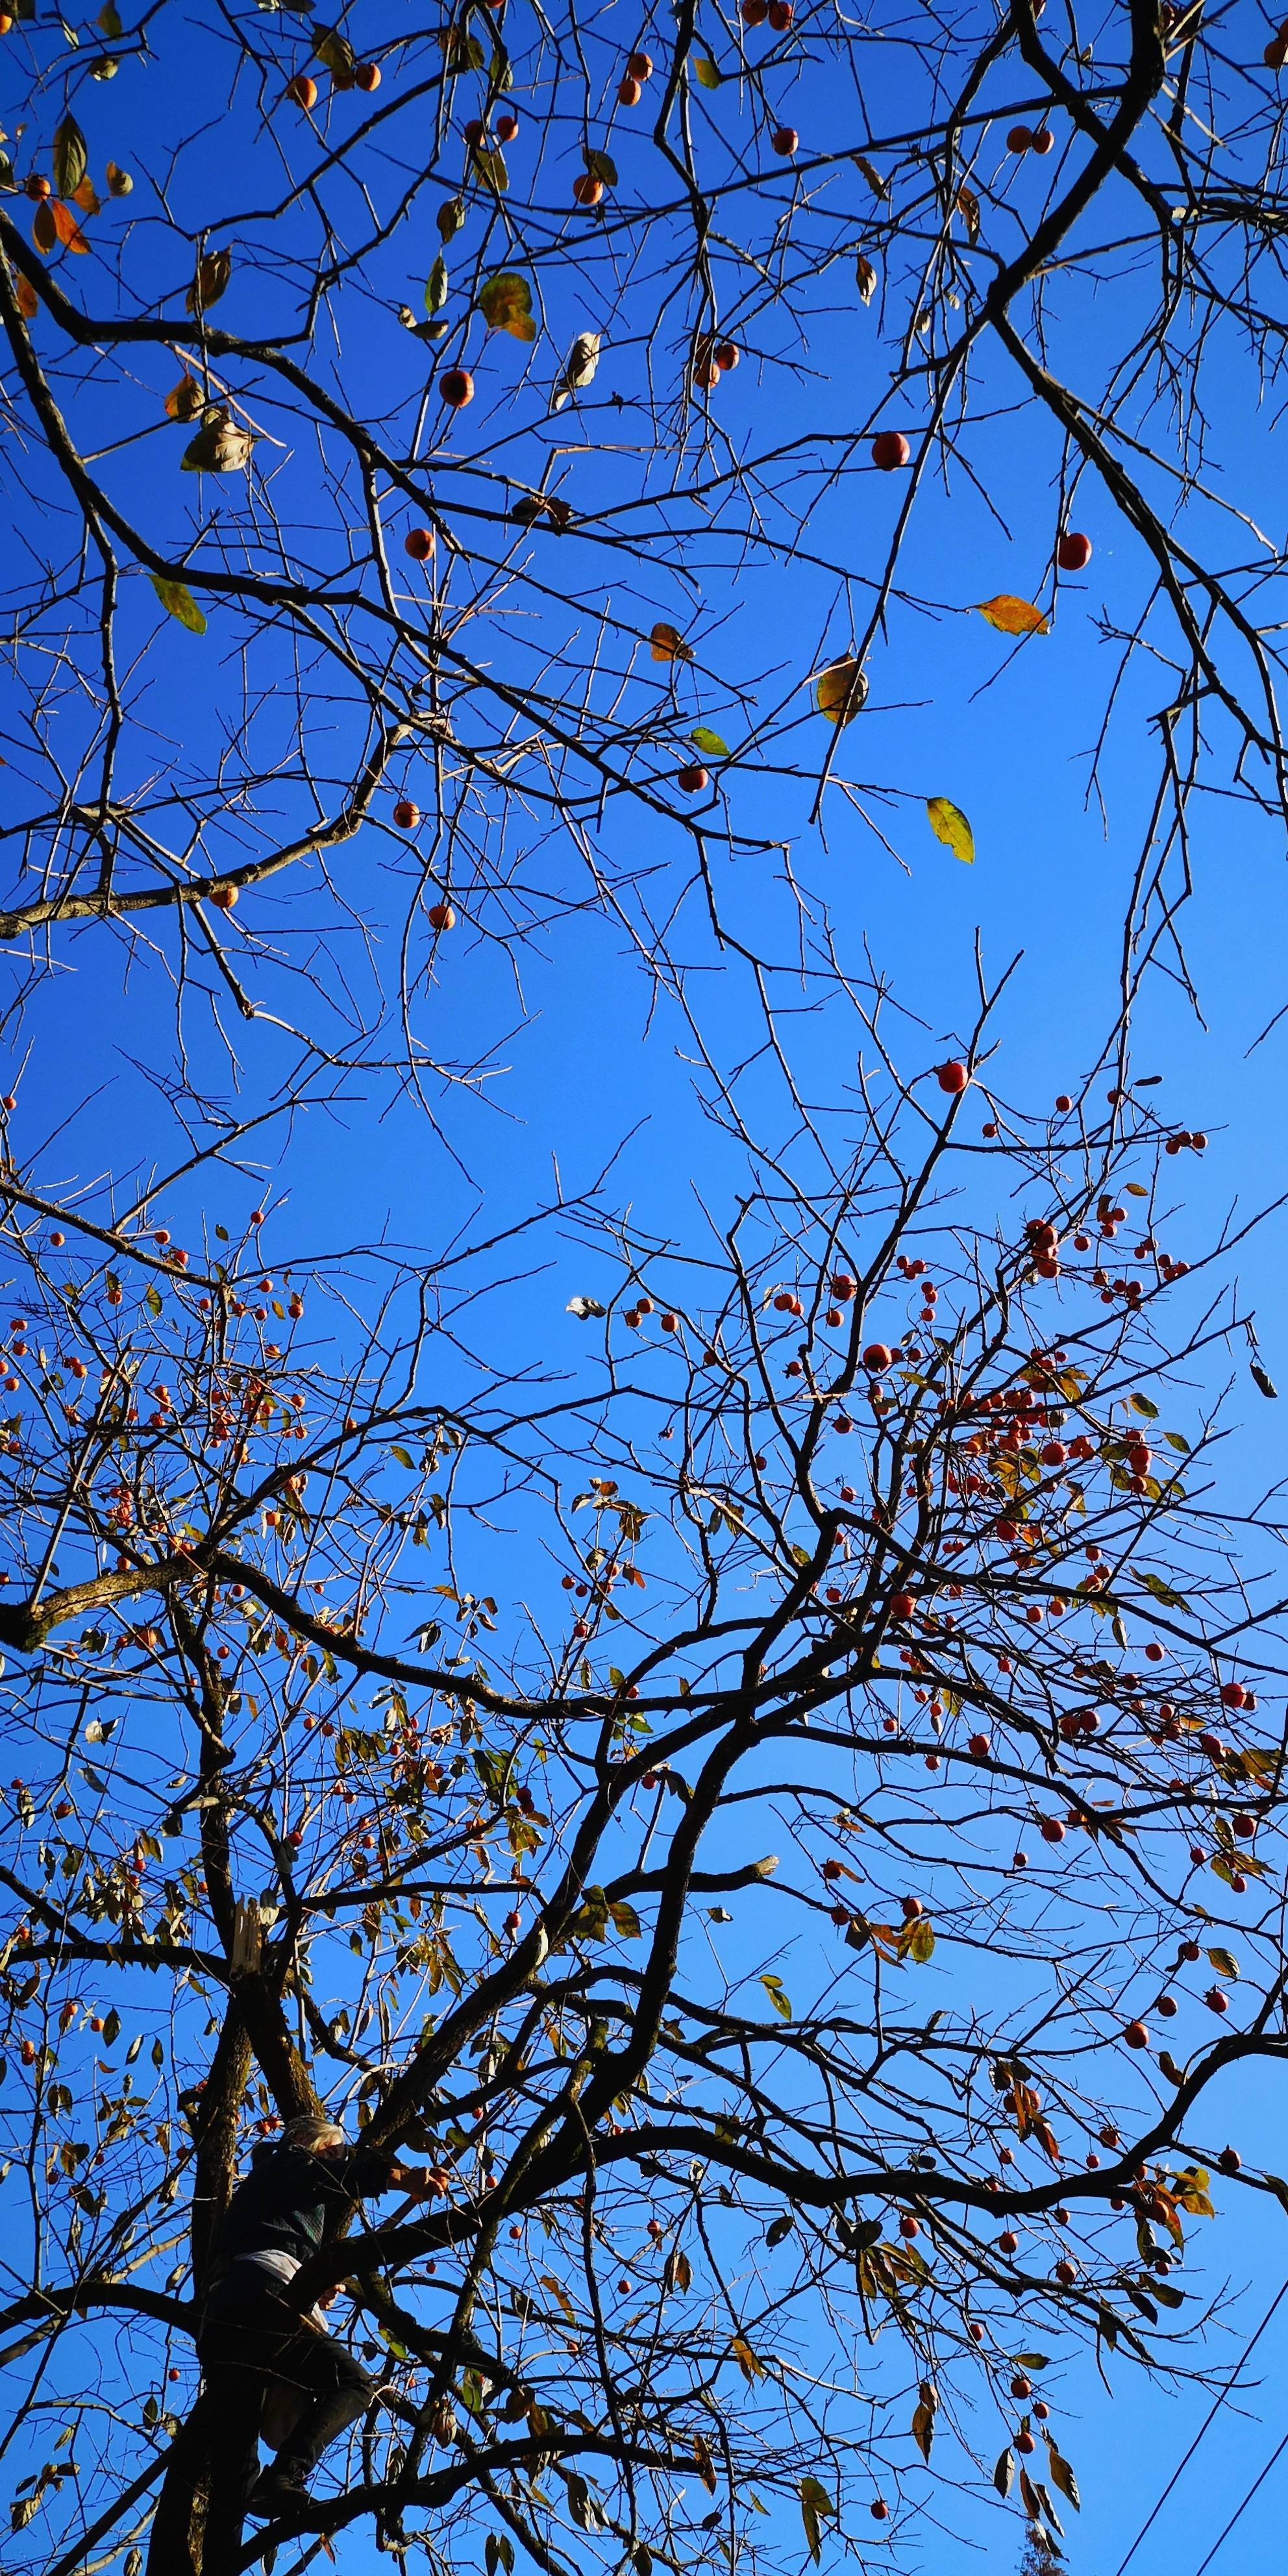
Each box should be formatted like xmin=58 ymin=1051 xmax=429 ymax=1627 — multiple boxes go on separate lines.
xmin=425 ymin=253 xmax=449 ymax=316
xmin=312 ymin=21 xmax=355 ymax=75
xmin=438 ymin=195 xmax=465 ymax=242
xmin=692 ymin=53 xmax=723 ymax=88
xmin=584 ymin=146 xmax=618 ymax=186
xmin=926 ymin=795 xmax=974 ymax=862
xmin=799 ymin=2477 xmax=832 ymax=2563
xmin=1045 ymin=2442 xmax=1080 ymax=2511
xmin=471 ymin=145 xmax=509 ymax=193
xmin=478 ymin=269 xmax=537 ymax=341
xmin=815 ymin=657 xmax=867 ymax=724
xmin=186 ymin=247 xmax=232 ymax=315
xmin=993 ymin=2448 xmax=1015 ymax=2498
xmin=149 ymin=573 xmax=206 ymax=635
xmin=182 ymin=408 xmax=254 ymax=472
xmin=854 ymin=251 xmax=877 ymax=303
xmin=975 ymin=593 xmax=1050 ymax=638
xmin=691 ymin=726 xmax=728 ymax=756
xmin=650 ymin=621 xmax=693 ymax=663
xmin=852 ymin=152 xmax=888 ymax=197
xmin=956 ymin=182 xmax=979 ymax=240
xmin=15 ymin=275 xmax=38 ymax=320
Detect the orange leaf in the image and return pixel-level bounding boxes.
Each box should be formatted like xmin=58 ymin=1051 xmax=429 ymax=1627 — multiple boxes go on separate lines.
xmin=650 ymin=621 xmax=693 ymax=663
xmin=974 ymin=593 xmax=1049 ymax=638
xmin=32 ymin=200 xmax=56 ymax=255
xmin=50 ymin=200 xmax=90 ymax=254
xmin=15 ymin=275 xmax=39 ymax=320
xmin=816 ymin=656 xmax=869 ymax=724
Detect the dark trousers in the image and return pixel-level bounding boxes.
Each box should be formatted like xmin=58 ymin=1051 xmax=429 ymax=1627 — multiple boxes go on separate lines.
xmin=197 ymin=2273 xmax=374 ymax=2562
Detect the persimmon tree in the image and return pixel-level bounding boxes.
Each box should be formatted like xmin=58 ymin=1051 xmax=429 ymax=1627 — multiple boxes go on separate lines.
xmin=1 ymin=1004 xmax=1287 ymax=2576
xmin=3 ymin=0 xmax=1288 ymax=1087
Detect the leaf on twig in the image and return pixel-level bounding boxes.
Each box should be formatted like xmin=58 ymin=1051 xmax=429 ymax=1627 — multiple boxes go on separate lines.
xmin=565 ymin=1295 xmax=606 ymax=1319
xmin=854 ymin=251 xmax=877 ymax=303
xmin=974 ymin=593 xmax=1050 ymax=638
xmin=956 ymin=182 xmax=980 ymax=240
xmin=925 ymin=795 xmax=974 ymax=862
xmin=691 ymin=726 xmax=729 ymax=756
xmin=584 ymin=146 xmax=619 ymax=186
xmin=425 ymin=253 xmax=449 ymax=316
xmin=799 ymin=2477 xmax=833 ymax=2562
xmin=692 ymin=53 xmax=723 ymax=87
xmin=53 ymin=114 xmax=88 ymax=201
xmin=181 ymin=408 xmax=254 ymax=472
xmin=651 ymin=621 xmax=693 ymax=663
xmin=479 ymin=270 xmax=537 ymax=341
xmin=186 ymin=247 xmax=232 ymax=315
xmin=149 ymin=574 xmax=206 ymax=635
xmin=815 ymin=657 xmax=867 ymax=724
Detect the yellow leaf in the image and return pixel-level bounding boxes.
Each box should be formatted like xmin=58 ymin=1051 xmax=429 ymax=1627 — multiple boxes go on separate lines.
xmin=974 ymin=593 xmax=1050 ymax=638
xmin=650 ymin=621 xmax=693 ymax=663
xmin=815 ymin=656 xmax=868 ymax=724
xmin=149 ymin=574 xmax=206 ymax=636
xmin=926 ymin=795 xmax=974 ymax=862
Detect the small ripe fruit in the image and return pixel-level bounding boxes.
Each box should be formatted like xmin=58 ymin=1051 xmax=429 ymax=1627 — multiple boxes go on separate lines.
xmin=26 ymin=173 xmax=52 ymax=201
xmin=626 ymin=49 xmax=655 ymax=77
xmin=968 ymin=2319 xmax=985 ymax=2344
xmin=767 ymin=0 xmax=794 ymax=24
xmin=998 ymin=2229 xmax=1019 ymax=2255
xmin=1016 ymin=2429 xmax=1036 ymax=2455
xmin=870 ymin=2501 xmax=889 ymax=2523
xmin=1145 ymin=1640 xmax=1164 ymax=1662
xmin=404 ymin=526 xmax=436 ymax=562
xmin=1040 ymin=1816 xmax=1065 ymax=1843
xmin=898 ymin=2213 xmax=919 ymax=2240
xmin=1219 ymin=1680 xmax=1246 ymax=1709
xmin=1032 ymin=127 xmax=1055 ymax=154
xmin=573 ymin=173 xmax=604 ymax=206
xmin=1218 ymin=2145 xmax=1241 ymax=2175
xmin=871 ymin=429 xmax=910 ymax=470
xmin=935 ymin=1059 xmax=969 ymax=1094
xmin=742 ymin=0 xmax=769 ymax=21
xmin=1034 ymin=2400 xmax=1050 ymax=2421
xmin=889 ymin=1592 xmax=914 ymax=1620
xmin=209 ymin=884 xmax=238 ymax=911
xmin=715 ymin=341 xmax=740 ymax=369
xmin=286 ymin=73 xmax=318 ymax=110
xmin=772 ymin=125 xmax=799 ymax=155
xmin=495 ymin=110 xmax=519 ymax=142
xmin=968 ymin=1733 xmax=990 ymax=1757
xmin=862 ymin=1343 xmax=893 ymax=1372
xmin=393 ymin=799 xmax=420 ymax=830
xmin=428 ymin=902 xmax=456 ymax=931
xmin=463 ymin=118 xmax=486 ymax=146
xmin=677 ymin=764 xmax=709 ymax=793
xmin=1180 ymin=1938 xmax=1200 ymax=1962
xmin=1206 ymin=1987 xmax=1229 ymax=2015
xmin=831 ymin=1272 xmax=857 ymax=1301
xmin=618 ymin=75 xmax=643 ymax=105
xmin=1054 ymin=2258 xmax=1076 ymax=2285
xmin=440 ymin=368 xmax=474 ymax=408
xmin=354 ymin=62 xmax=381 ymax=92
xmin=1007 ymin=124 xmax=1033 ymax=153
xmin=1156 ymin=1992 xmax=1178 ymax=2018
xmin=1058 ymin=530 xmax=1093 ymax=571
xmin=1233 ymin=1811 xmax=1256 ymax=1839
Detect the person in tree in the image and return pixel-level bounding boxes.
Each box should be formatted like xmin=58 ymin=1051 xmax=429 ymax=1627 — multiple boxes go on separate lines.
xmin=197 ymin=2112 xmax=428 ymax=2533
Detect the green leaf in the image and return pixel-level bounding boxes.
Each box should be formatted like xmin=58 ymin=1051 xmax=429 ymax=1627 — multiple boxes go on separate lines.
xmin=390 ymin=1445 xmax=414 ymax=1469
xmin=471 ymin=145 xmax=509 ymax=194
xmin=149 ymin=574 xmax=206 ymax=636
xmin=759 ymin=1974 xmax=791 ymax=2020
xmin=1130 ymin=1392 xmax=1159 ymax=1418
xmin=799 ymin=2477 xmax=832 ymax=2563
xmin=96 ymin=3 xmax=123 ymax=31
xmin=478 ymin=270 xmax=537 ymax=341
xmin=1165 ymin=1428 xmax=1190 ymax=1452
xmin=815 ymin=657 xmax=867 ymax=724
xmin=425 ymin=254 xmax=449 ymax=316
xmin=53 ymin=114 xmax=88 ymax=201
xmin=994 ymin=2447 xmax=1015 ymax=2499
xmin=438 ymin=195 xmax=466 ymax=243
xmin=926 ymin=795 xmax=974 ymax=863
xmin=1141 ymin=1570 xmax=1189 ymax=1607
xmin=145 ymin=1284 xmax=162 ymax=1318
xmin=692 ymin=53 xmax=723 ymax=88
xmin=1045 ymin=2442 xmax=1080 ymax=2510
xmin=690 ymin=726 xmax=729 ymax=756
xmin=1206 ymin=1946 xmax=1239 ymax=1979
xmin=583 ymin=146 xmax=618 ymax=186
xmin=608 ymin=1898 xmax=641 ymax=1938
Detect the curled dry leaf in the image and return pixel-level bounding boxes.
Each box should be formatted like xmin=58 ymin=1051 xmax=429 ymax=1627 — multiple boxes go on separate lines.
xmin=186 ymin=247 xmax=232 ymax=316
xmin=552 ymin=329 xmax=601 ymax=410
xmin=815 ymin=657 xmax=868 ymax=724
xmin=181 ymin=407 xmax=254 ymax=473
xmin=854 ymin=251 xmax=877 ymax=303
xmin=512 ymin=494 xmax=573 ymax=532
xmin=975 ymin=593 xmax=1050 ymax=637
xmin=926 ymin=795 xmax=975 ymax=862
xmin=15 ymin=275 xmax=39 ymax=321
xmin=565 ymin=1295 xmax=606 ymax=1319
xmin=651 ymin=621 xmax=694 ymax=663
xmin=165 ymin=374 xmax=204 ymax=424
